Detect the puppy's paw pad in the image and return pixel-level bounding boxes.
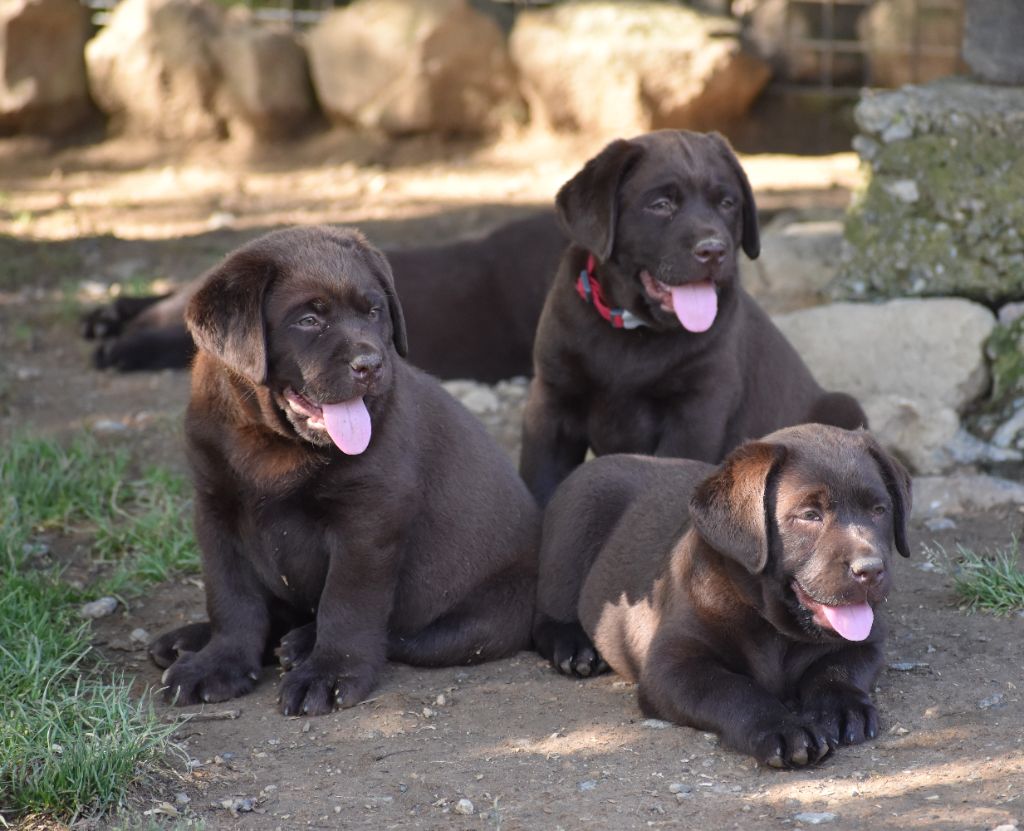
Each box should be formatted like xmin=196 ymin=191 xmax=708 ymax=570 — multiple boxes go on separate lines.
xmin=276 ymin=623 xmax=316 ymax=671
xmin=535 ymin=618 xmax=606 ymax=679
xmin=161 ymin=651 xmax=259 ymax=706
xmin=278 ymin=663 xmax=376 ymax=716
xmin=752 ymin=718 xmax=832 ymax=769
xmin=148 ymin=623 xmax=212 ymax=669
xmin=804 ymin=687 xmax=878 ymax=746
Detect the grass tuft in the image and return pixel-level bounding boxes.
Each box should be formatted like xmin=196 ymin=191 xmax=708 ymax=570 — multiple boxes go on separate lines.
xmin=950 ymin=537 xmax=1024 ymax=616
xmin=0 ymin=434 xmax=197 ymax=822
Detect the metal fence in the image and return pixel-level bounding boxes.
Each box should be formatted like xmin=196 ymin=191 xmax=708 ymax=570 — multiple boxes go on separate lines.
xmin=82 ymin=0 xmax=966 ymax=91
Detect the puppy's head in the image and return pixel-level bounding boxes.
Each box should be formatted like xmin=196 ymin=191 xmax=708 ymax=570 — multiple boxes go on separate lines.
xmin=186 ymin=226 xmax=408 ymax=454
xmin=555 ymin=129 xmax=759 ymax=333
xmin=688 ymin=425 xmax=911 ymax=643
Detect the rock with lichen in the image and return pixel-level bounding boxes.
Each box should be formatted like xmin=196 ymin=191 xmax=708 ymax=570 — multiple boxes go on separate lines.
xmin=831 ymin=79 xmax=1024 ymax=306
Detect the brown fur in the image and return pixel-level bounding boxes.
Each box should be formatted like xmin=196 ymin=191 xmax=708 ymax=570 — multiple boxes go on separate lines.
xmin=519 ymin=131 xmax=866 ymax=506
xmin=149 ymin=225 xmax=539 ymax=715
xmin=533 ymin=425 xmax=911 ymax=767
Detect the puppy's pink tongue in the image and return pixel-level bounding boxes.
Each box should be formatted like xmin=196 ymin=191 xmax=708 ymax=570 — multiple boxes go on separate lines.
xmin=322 ymin=397 xmax=371 ymax=455
xmin=821 ymin=603 xmax=874 ymax=641
xmin=670 ymin=281 xmax=717 ymax=333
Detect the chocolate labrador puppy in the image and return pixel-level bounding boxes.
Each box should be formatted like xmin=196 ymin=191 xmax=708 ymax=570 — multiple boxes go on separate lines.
xmin=82 ymin=210 xmax=566 ymax=382
xmin=534 ymin=424 xmax=911 ymax=767
xmin=520 ymin=130 xmax=866 ymax=506
xmin=149 ymin=225 xmax=539 ymax=715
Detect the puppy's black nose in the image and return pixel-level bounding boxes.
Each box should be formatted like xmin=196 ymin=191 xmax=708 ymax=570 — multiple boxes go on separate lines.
xmin=350 ymin=352 xmax=383 ymax=381
xmin=850 ymin=556 xmax=885 ymax=585
xmin=693 ymin=237 xmax=727 ymax=264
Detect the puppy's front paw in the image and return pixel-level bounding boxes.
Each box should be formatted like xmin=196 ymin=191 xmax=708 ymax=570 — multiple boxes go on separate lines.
xmin=749 ymin=716 xmax=834 ymax=769
xmin=803 ymin=685 xmax=878 ymax=746
xmin=277 ymin=660 xmax=377 ymax=716
xmin=161 ymin=648 xmax=261 ymax=705
xmin=533 ymin=617 xmax=607 ymax=678
xmin=276 ymin=622 xmax=316 ymax=671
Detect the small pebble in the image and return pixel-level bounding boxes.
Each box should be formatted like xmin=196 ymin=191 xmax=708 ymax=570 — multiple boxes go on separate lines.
xmin=669 ymin=783 xmax=692 ymax=794
xmin=174 ymin=793 xmax=190 ymax=805
xmin=453 ymin=798 xmax=474 ymax=815
xmin=888 ymin=661 xmax=930 ymax=672
xmin=578 ymin=780 xmax=598 ymax=792
xmin=92 ymin=419 xmax=127 ymax=434
xmin=129 ymin=628 xmax=149 ymax=645
xmin=435 ymin=694 xmax=446 ymax=706
xmin=990 ymin=824 xmax=1018 ymax=831
xmin=923 ymin=516 xmax=956 ymax=531
xmin=794 ymin=811 xmax=838 ymax=825
xmin=640 ymin=718 xmax=671 ymax=729
xmin=977 ymin=693 xmax=1006 ymax=710
xmin=80 ymin=597 xmax=118 ymax=619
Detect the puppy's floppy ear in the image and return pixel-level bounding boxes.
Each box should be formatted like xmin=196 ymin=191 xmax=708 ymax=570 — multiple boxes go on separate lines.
xmin=555 ymin=138 xmax=645 ymax=262
xmin=185 ymin=249 xmax=275 ymax=385
xmin=688 ymin=441 xmax=787 ymax=574
xmin=357 ymin=240 xmax=408 ymax=357
xmin=862 ymin=432 xmax=913 ymax=558
xmin=707 ymin=132 xmax=760 ymax=260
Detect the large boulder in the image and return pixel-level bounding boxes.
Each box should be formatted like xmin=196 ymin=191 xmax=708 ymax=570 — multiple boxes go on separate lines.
xmin=0 ymin=0 xmax=94 ymax=135
xmin=773 ymin=298 xmax=996 ymax=473
xmin=307 ymin=0 xmax=523 ymax=136
xmin=216 ymin=9 xmax=313 ymax=141
xmin=740 ymin=217 xmax=843 ymax=315
xmin=509 ymin=2 xmax=770 ymax=136
xmin=85 ymin=0 xmax=226 ymax=140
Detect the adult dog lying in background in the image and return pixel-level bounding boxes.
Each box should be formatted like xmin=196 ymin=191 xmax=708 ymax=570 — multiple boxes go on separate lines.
xmin=534 ymin=425 xmax=911 ymax=767
xmin=82 ymin=210 xmax=566 ymax=383
xmin=520 ymin=131 xmax=865 ymax=506
xmin=149 ymin=225 xmax=539 ymax=715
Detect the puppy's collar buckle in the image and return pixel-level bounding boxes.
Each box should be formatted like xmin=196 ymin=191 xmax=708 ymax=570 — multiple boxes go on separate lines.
xmin=575 ymin=254 xmax=649 ymax=330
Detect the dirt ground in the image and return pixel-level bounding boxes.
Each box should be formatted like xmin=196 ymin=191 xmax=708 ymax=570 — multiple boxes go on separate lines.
xmin=1 ymin=129 xmax=1021 ymax=831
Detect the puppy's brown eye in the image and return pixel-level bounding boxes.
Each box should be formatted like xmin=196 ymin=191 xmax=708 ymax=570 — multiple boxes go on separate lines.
xmin=647 ymin=197 xmax=675 ymax=215
xmin=367 ymin=307 xmax=381 ymax=321
xmin=297 ymin=315 xmax=319 ymax=328
xmin=799 ymin=509 xmax=823 ymax=522
xmin=871 ymin=504 xmax=887 ymax=516
xmin=720 ymin=196 xmax=737 ymax=210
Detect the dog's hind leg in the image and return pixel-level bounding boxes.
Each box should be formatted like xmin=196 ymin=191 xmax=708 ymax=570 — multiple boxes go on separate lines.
xmin=387 ymin=570 xmax=535 ymax=667
xmin=807 ymin=391 xmax=868 ymax=431
xmin=148 ymin=622 xmax=212 ymax=669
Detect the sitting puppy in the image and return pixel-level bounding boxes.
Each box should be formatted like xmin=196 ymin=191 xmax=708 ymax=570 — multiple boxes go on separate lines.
xmin=534 ymin=425 xmax=910 ymax=767
xmin=149 ymin=226 xmax=539 ymax=715
xmin=520 ymin=130 xmax=866 ymax=506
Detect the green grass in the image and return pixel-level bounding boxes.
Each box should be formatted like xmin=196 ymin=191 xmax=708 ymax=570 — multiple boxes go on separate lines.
xmin=0 ymin=434 xmax=199 ymax=822
xmin=950 ymin=537 xmax=1024 ymax=616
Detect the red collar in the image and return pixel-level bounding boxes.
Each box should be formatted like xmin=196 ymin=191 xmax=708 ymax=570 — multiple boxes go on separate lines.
xmin=575 ymin=254 xmax=649 ymax=330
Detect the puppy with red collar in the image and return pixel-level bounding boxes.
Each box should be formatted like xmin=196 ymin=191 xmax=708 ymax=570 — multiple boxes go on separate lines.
xmin=520 ymin=130 xmax=866 ymax=508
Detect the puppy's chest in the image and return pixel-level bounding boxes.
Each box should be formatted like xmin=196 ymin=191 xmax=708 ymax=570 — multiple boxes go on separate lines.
xmin=740 ymin=636 xmax=826 ymax=700
xmin=246 ymin=502 xmax=333 ymax=608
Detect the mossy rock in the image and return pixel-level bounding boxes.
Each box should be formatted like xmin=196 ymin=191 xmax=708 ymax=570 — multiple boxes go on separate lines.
xmin=833 ymin=130 xmax=1024 ymax=305
xmin=964 ymin=315 xmax=1024 ymax=446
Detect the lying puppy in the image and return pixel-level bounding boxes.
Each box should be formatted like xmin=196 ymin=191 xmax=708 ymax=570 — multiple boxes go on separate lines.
xmin=534 ymin=425 xmax=911 ymax=767
xmin=520 ymin=130 xmax=865 ymax=506
xmin=149 ymin=226 xmax=539 ymax=715
xmin=82 ymin=210 xmax=566 ymax=383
